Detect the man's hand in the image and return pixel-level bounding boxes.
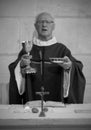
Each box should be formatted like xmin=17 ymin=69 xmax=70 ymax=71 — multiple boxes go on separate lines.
xmin=20 ymin=54 xmax=32 ymax=68
xmin=58 ymin=56 xmax=72 ymax=70
xmin=50 ymin=56 xmax=72 ymax=70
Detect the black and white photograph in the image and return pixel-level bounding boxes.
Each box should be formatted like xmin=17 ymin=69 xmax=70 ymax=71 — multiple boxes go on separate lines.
xmin=0 ymin=0 xmax=91 ymax=130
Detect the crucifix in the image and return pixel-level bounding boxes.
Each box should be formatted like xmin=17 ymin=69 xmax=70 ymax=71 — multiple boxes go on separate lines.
xmin=36 ymin=87 xmax=49 ymax=117
xmin=36 ymin=48 xmax=49 ymax=117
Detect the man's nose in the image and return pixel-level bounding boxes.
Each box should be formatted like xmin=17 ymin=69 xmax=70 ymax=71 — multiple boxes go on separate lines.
xmin=42 ymin=21 xmax=47 ymax=26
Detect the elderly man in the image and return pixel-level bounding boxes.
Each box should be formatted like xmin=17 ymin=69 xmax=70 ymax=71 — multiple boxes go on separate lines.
xmin=9 ymin=12 xmax=86 ymax=104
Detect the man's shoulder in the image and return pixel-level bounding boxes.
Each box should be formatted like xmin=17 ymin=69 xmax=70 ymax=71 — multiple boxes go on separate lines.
xmin=56 ymin=42 xmax=64 ymax=45
xmin=54 ymin=42 xmax=67 ymax=49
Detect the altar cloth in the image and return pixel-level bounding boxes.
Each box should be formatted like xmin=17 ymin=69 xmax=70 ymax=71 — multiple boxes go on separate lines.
xmin=0 ymin=104 xmax=91 ymax=130
xmin=0 ymin=104 xmax=91 ymax=119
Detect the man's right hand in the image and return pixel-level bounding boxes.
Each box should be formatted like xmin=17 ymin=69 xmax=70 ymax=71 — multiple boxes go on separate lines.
xmin=20 ymin=54 xmax=31 ymax=68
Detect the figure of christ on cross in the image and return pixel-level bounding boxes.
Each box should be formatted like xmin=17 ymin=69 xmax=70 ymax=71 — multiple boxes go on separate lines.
xmin=36 ymin=87 xmax=49 ymax=117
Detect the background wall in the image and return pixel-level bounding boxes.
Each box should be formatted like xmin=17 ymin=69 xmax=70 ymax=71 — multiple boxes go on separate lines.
xmin=0 ymin=0 xmax=91 ymax=104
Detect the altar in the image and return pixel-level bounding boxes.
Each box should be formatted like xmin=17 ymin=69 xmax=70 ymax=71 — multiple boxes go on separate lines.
xmin=0 ymin=103 xmax=91 ymax=130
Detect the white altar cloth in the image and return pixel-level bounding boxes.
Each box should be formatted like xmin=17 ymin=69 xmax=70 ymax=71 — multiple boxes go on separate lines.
xmin=0 ymin=103 xmax=91 ymax=130
xmin=0 ymin=104 xmax=91 ymax=119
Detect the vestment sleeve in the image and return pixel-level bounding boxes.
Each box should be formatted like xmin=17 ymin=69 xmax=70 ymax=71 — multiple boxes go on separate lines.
xmin=63 ymin=47 xmax=86 ymax=103
xmin=8 ymin=49 xmax=28 ymax=104
xmin=67 ymin=59 xmax=86 ymax=103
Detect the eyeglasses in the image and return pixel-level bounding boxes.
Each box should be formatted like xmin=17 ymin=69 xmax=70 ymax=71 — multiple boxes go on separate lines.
xmin=36 ymin=20 xmax=54 ymax=25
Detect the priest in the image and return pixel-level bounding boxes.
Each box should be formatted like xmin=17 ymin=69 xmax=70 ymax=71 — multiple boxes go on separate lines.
xmin=8 ymin=12 xmax=86 ymax=104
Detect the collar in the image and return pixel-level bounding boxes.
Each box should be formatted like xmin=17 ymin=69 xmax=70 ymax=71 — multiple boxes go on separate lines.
xmin=32 ymin=37 xmax=57 ymax=46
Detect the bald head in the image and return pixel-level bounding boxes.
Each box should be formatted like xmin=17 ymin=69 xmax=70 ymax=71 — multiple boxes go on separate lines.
xmin=35 ymin=12 xmax=54 ymax=24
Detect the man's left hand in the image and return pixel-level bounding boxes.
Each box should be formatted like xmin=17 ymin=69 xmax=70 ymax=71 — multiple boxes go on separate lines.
xmin=57 ymin=56 xmax=72 ymax=70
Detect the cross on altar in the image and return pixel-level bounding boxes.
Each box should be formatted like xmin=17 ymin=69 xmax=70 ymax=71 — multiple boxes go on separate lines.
xmin=36 ymin=87 xmax=49 ymax=117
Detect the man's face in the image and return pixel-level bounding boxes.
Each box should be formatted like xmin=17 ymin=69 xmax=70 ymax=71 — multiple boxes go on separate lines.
xmin=35 ymin=13 xmax=55 ymax=40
